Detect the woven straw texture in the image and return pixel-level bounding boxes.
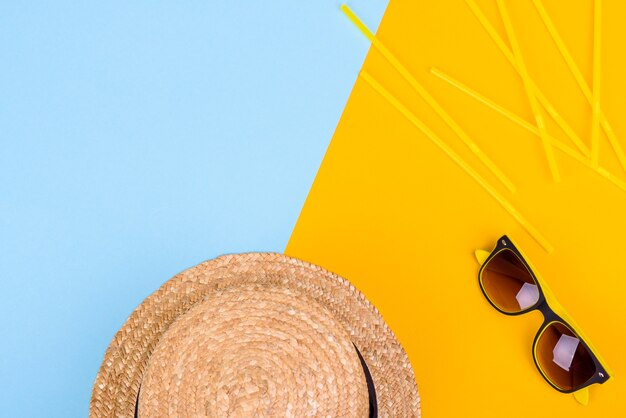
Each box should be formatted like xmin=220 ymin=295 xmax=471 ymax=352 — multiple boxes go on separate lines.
xmin=90 ymin=253 xmax=420 ymax=417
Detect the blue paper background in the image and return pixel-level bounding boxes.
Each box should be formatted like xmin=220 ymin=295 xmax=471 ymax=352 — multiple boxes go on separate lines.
xmin=0 ymin=1 xmax=387 ymax=416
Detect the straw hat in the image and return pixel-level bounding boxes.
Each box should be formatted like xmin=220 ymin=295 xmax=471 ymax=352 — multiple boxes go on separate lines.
xmin=90 ymin=253 xmax=420 ymax=417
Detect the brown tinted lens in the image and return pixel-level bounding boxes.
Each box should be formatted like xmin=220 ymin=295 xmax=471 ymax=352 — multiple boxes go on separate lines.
xmin=535 ymin=322 xmax=596 ymax=391
xmin=480 ymin=249 xmax=539 ymax=313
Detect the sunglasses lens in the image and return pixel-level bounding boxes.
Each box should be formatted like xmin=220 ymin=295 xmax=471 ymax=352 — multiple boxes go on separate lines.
xmin=480 ymin=249 xmax=539 ymax=313
xmin=535 ymin=322 xmax=596 ymax=391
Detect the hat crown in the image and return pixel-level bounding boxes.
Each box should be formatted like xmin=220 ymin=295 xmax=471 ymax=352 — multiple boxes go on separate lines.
xmin=138 ymin=287 xmax=370 ymax=417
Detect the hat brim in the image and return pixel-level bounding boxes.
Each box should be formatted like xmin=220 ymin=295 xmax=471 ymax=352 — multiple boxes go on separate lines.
xmin=90 ymin=253 xmax=420 ymax=417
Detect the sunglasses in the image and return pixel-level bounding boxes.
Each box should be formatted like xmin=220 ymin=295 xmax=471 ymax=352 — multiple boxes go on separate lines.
xmin=475 ymin=235 xmax=612 ymax=405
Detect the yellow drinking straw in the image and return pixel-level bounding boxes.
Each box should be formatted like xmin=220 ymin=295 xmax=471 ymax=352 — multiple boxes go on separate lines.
xmin=340 ymin=4 xmax=517 ymax=193
xmin=465 ymin=0 xmax=590 ymax=159
xmin=591 ymin=0 xmax=602 ymax=167
xmin=360 ymin=71 xmax=554 ymax=253
xmin=532 ymin=0 xmax=625 ymax=172
xmin=495 ymin=0 xmax=560 ymax=182
xmin=430 ymin=68 xmax=626 ymax=192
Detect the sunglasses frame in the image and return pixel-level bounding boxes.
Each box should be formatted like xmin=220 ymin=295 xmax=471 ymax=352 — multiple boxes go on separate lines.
xmin=478 ymin=235 xmax=610 ymax=394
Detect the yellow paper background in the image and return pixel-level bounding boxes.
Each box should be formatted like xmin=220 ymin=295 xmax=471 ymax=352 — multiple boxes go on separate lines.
xmin=286 ymin=0 xmax=626 ymax=416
